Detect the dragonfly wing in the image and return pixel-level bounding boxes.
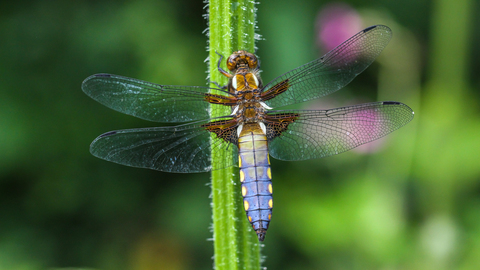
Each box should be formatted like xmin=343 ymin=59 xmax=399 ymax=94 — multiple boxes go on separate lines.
xmin=267 ymin=102 xmax=414 ymax=161
xmin=82 ymin=74 xmax=228 ymax=122
xmin=90 ymin=119 xmax=238 ymax=173
xmin=262 ymin=25 xmax=392 ymax=108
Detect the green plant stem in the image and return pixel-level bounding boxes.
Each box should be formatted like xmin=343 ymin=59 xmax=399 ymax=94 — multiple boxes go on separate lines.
xmin=208 ymin=0 xmax=260 ymax=269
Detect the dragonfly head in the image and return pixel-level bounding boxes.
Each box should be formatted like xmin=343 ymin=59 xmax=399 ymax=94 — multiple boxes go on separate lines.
xmin=227 ymin=50 xmax=258 ymax=71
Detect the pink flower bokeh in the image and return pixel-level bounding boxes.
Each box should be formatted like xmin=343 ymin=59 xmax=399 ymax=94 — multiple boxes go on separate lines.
xmin=316 ymin=3 xmax=363 ymax=53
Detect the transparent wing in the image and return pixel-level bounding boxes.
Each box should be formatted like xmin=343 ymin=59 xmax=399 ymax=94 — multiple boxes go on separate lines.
xmin=82 ymin=74 xmax=230 ymax=123
xmin=89 ymin=119 xmax=238 ymax=173
xmin=263 ymin=25 xmax=392 ymax=108
xmin=268 ymin=102 xmax=414 ymax=161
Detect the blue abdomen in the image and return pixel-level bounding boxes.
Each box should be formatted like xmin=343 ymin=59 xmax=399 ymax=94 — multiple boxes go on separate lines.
xmin=238 ymin=123 xmax=273 ymax=241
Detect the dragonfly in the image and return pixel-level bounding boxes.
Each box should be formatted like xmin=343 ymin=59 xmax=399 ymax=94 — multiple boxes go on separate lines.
xmin=82 ymin=25 xmax=414 ymax=241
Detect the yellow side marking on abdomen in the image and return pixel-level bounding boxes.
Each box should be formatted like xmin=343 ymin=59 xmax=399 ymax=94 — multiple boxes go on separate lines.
xmin=240 ymin=170 xmax=245 ymax=182
xmin=268 ymin=199 xmax=273 ymax=208
xmin=268 ymin=183 xmax=273 ymax=194
xmin=242 ymin=186 xmax=247 ymax=196
xmin=244 ymin=200 xmax=250 ymax=211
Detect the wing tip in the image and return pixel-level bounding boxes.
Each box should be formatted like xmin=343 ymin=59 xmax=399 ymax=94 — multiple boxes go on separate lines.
xmin=382 ymin=101 xmax=415 ymax=119
xmin=82 ymin=73 xmax=113 ymax=91
xmin=363 ymin=25 xmax=392 ymax=34
xmin=363 ymin=25 xmax=377 ymax=32
xmin=89 ymin=131 xmax=117 ymax=155
xmin=82 ymin=73 xmax=112 ymax=82
xmin=382 ymin=101 xmax=401 ymax=105
xmin=94 ymin=73 xmax=112 ymax=78
xmin=99 ymin=131 xmax=117 ymax=137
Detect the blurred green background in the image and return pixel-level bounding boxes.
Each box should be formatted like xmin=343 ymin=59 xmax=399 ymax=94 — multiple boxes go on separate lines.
xmin=1 ymin=0 xmax=480 ymax=269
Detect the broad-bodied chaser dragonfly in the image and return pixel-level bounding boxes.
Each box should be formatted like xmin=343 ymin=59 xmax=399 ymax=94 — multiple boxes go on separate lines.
xmin=82 ymin=25 xmax=414 ymax=241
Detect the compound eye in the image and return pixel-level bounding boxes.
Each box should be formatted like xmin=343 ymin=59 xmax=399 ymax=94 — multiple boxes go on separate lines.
xmin=227 ymin=55 xmax=238 ymax=71
xmin=245 ymin=52 xmax=258 ymax=69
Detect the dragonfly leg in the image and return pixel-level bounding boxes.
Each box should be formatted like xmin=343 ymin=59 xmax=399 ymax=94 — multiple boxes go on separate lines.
xmin=215 ymin=51 xmax=233 ymax=78
xmin=211 ymin=80 xmax=227 ymax=90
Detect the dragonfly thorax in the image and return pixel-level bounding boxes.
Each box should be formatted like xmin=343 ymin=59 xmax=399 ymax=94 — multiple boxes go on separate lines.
xmin=229 ymin=64 xmax=267 ymax=123
xmin=231 ymin=72 xmax=260 ymax=94
xmin=232 ymin=102 xmax=266 ymax=123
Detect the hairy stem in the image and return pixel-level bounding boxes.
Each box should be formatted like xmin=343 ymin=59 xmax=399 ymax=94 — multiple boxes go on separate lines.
xmin=208 ymin=0 xmax=261 ymax=269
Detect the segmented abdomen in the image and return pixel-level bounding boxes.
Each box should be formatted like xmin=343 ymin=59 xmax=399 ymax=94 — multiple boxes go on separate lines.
xmin=238 ymin=123 xmax=273 ymax=241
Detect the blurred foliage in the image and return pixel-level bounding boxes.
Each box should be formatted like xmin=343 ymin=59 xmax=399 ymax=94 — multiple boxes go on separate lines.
xmin=0 ymin=0 xmax=479 ymax=269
